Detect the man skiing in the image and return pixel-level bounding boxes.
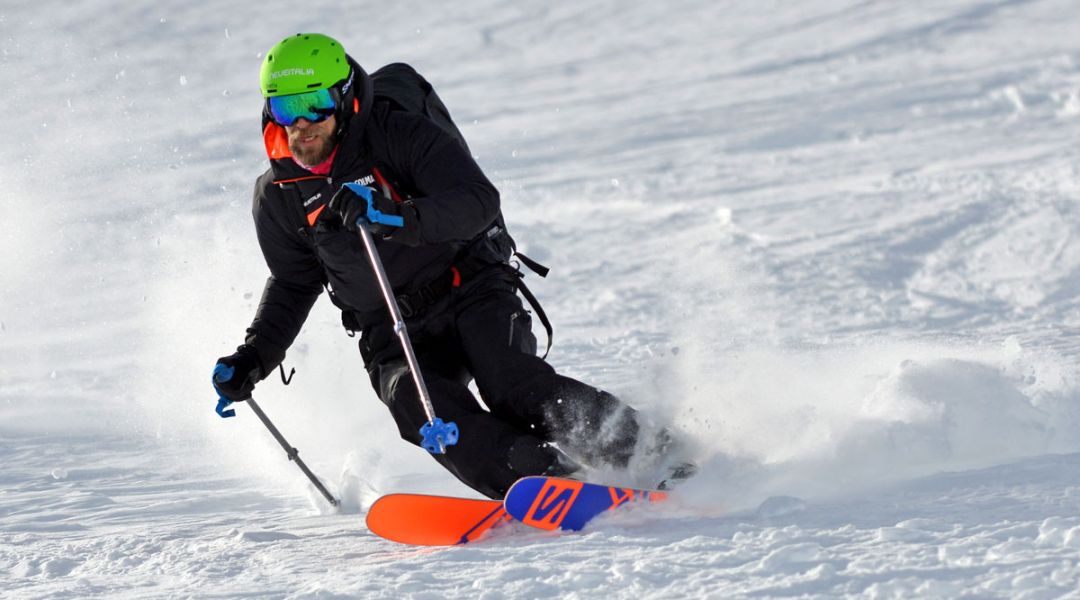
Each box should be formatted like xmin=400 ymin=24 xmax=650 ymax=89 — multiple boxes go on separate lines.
xmin=212 ymin=33 xmax=678 ymax=500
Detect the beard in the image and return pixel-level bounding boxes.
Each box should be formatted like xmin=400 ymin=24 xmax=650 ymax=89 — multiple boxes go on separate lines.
xmin=288 ymin=128 xmax=337 ymax=166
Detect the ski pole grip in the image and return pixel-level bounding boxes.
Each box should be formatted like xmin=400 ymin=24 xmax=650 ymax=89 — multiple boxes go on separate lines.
xmin=419 ymin=418 xmax=459 ymax=454
xmin=212 ymin=363 xmax=237 ymax=418
xmin=342 ymin=183 xmax=404 ymax=229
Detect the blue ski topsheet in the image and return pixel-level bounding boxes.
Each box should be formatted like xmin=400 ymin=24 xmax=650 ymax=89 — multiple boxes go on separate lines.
xmin=503 ymin=476 xmax=667 ymax=532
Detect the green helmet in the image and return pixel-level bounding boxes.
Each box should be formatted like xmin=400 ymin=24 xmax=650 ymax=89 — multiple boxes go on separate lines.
xmin=260 ymin=33 xmax=350 ymax=97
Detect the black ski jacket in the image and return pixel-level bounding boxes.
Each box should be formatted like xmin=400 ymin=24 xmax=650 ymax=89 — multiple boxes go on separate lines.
xmin=243 ymin=69 xmax=500 ymax=374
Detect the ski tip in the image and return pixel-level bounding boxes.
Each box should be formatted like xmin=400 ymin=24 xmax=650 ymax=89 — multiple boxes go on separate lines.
xmin=366 ymin=493 xmax=507 ymax=546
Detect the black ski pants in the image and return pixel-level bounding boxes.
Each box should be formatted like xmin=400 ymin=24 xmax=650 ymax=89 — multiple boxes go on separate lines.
xmin=360 ymin=266 xmax=640 ymax=499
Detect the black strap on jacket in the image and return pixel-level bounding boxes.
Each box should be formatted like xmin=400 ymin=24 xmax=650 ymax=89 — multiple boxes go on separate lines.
xmin=508 ymin=251 xmax=553 ymax=359
xmin=514 ymin=252 xmax=550 ymax=278
xmin=344 ymin=252 xmax=555 ymax=359
xmin=395 ymin=269 xmax=456 ymax=319
xmin=390 ymin=252 xmax=554 ymax=360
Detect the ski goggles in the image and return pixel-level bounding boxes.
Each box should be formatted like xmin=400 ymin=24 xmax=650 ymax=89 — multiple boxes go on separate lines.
xmin=266 ymin=87 xmax=340 ymax=126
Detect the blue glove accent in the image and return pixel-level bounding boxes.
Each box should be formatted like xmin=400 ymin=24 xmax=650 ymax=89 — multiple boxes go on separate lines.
xmin=343 ymin=183 xmax=405 ymax=229
xmin=419 ymin=418 xmax=459 ymax=454
xmin=212 ymin=363 xmax=236 ymax=418
xmin=215 ymin=398 xmax=235 ymax=419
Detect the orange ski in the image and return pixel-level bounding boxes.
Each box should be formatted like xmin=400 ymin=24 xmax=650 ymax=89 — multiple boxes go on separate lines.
xmin=366 ymin=493 xmax=510 ymax=546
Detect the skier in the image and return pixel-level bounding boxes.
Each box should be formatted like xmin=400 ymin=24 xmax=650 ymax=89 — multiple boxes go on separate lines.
xmin=212 ymin=33 xmax=679 ymax=499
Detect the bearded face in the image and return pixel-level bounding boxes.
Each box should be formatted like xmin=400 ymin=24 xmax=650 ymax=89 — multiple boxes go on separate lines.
xmin=285 ymin=115 xmax=337 ymax=166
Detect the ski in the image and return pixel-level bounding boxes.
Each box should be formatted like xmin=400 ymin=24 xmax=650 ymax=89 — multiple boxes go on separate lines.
xmin=368 ymin=476 xmax=672 ymax=546
xmin=503 ymin=476 xmax=668 ymax=532
xmin=366 ymin=493 xmax=510 ymax=546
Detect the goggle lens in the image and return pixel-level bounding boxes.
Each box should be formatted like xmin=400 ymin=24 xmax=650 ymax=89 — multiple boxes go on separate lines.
xmin=267 ymin=88 xmax=338 ymax=126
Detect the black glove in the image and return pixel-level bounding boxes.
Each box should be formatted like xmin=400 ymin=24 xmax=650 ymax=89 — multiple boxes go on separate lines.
xmin=328 ymin=183 xmax=422 ymax=246
xmin=212 ymin=345 xmax=264 ymax=403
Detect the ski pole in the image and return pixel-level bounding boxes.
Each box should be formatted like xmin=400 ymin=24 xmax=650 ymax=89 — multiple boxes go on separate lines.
xmin=349 ymin=187 xmax=459 ymax=455
xmin=244 ymin=396 xmax=341 ymax=507
xmin=214 ymin=365 xmax=340 ymax=507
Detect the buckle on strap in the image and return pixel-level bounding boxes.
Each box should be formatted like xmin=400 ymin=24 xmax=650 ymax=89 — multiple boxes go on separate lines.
xmin=396 ymin=295 xmax=416 ymax=318
xmin=392 ymin=268 xmax=460 ymax=321
xmin=418 ymin=286 xmax=437 ymax=305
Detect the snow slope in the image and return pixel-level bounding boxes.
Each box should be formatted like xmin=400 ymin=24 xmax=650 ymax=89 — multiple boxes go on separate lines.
xmin=4 ymin=0 xmax=1080 ymax=597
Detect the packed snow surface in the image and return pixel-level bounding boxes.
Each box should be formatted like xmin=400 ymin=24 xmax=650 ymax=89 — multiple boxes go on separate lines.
xmin=4 ymin=0 xmax=1080 ymax=597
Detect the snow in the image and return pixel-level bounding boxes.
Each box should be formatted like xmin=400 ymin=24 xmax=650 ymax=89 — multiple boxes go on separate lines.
xmin=3 ymin=0 xmax=1080 ymax=597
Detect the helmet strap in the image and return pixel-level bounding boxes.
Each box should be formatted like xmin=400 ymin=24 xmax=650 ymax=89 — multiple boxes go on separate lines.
xmin=333 ymin=68 xmax=357 ymax=138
